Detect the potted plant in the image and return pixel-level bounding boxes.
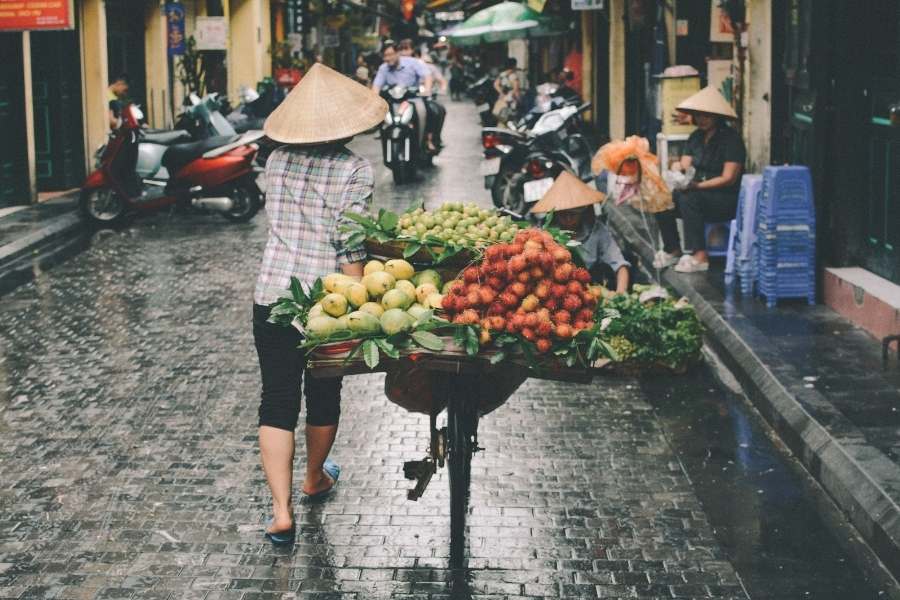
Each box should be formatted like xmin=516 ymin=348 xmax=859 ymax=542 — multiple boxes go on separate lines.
xmin=271 ymin=40 xmax=305 ymax=88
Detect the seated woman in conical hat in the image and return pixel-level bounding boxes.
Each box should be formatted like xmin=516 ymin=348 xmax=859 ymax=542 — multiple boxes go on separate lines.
xmin=252 ymin=64 xmax=388 ymax=545
xmin=530 ymin=172 xmax=631 ymax=295
xmin=653 ymin=86 xmax=746 ymax=273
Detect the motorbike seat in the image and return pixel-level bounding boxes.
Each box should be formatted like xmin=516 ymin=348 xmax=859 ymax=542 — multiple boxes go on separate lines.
xmin=162 ymin=135 xmax=240 ymax=173
xmin=142 ymin=130 xmax=193 ymax=145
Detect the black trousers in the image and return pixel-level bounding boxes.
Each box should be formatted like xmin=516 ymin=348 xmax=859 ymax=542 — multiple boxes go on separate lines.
xmin=252 ymin=304 xmax=343 ymax=431
xmin=424 ymin=98 xmax=446 ymax=144
xmin=655 ymin=189 xmax=738 ymax=253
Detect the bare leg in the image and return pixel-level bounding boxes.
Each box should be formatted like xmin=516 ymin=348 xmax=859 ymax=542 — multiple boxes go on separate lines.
xmin=302 ymin=424 xmax=338 ymax=495
xmin=259 ymin=425 xmax=295 ymax=532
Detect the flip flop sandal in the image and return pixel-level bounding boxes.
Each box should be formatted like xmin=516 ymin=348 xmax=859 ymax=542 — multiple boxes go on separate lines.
xmin=264 ymin=518 xmax=296 ymax=546
xmin=302 ymin=458 xmax=341 ymax=501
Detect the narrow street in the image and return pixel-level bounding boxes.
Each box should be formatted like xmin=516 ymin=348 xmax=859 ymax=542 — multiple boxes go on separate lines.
xmin=0 ymin=101 xmax=885 ymax=599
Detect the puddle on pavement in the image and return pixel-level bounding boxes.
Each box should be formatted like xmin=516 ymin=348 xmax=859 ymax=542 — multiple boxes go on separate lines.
xmin=640 ymin=364 xmax=888 ymax=600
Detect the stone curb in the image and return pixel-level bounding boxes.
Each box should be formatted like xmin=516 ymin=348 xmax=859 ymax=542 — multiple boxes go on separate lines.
xmin=0 ymin=210 xmax=87 ymax=297
xmin=604 ymin=201 xmax=900 ymax=582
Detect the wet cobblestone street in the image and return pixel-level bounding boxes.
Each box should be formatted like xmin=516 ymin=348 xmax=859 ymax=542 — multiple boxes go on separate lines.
xmin=0 ymin=101 xmax=877 ymax=599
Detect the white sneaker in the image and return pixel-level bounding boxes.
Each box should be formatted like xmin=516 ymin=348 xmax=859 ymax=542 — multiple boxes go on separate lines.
xmin=674 ymin=254 xmax=709 ymax=273
xmin=653 ymin=250 xmax=679 ymax=269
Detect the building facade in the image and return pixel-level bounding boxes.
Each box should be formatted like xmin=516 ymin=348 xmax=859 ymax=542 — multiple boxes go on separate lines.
xmin=0 ymin=0 xmax=273 ymax=207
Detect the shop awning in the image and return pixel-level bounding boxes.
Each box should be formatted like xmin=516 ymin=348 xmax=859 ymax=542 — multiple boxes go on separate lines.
xmin=445 ymin=1 xmax=567 ymax=46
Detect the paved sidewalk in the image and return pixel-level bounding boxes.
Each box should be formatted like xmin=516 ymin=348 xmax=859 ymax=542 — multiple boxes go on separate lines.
xmin=0 ymin=194 xmax=85 ymax=296
xmin=606 ymin=200 xmax=900 ymax=581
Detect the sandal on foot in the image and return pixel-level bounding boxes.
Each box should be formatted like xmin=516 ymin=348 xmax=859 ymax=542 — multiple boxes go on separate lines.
xmin=653 ymin=250 xmax=679 ymax=269
xmin=674 ymin=254 xmax=709 ymax=273
xmin=264 ymin=518 xmax=295 ymax=546
xmin=303 ymin=458 xmax=341 ymax=501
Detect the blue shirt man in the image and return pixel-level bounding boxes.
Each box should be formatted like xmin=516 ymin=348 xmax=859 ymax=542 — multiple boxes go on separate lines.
xmin=372 ymin=46 xmax=432 ymax=91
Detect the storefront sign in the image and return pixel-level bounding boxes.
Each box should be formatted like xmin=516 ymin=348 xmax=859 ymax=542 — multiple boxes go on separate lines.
xmin=195 ymin=16 xmax=228 ymax=51
xmin=571 ymin=0 xmax=604 ymax=11
xmin=165 ymin=2 xmax=186 ymax=56
xmin=0 ymin=0 xmax=74 ymax=31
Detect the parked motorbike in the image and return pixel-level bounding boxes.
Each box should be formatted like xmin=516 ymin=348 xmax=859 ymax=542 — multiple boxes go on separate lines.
xmin=380 ymin=85 xmax=440 ymax=184
xmin=481 ymin=102 xmax=594 ymax=218
xmin=80 ymin=104 xmax=263 ymax=227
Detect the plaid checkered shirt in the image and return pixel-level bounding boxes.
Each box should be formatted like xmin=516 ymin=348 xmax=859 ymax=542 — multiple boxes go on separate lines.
xmin=254 ymin=145 xmax=373 ymax=306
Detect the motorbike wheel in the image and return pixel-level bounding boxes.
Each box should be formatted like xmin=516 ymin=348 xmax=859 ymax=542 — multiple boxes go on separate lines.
xmin=490 ymin=168 xmax=516 ymax=209
xmin=221 ymin=178 xmax=262 ymax=222
xmin=392 ymin=162 xmax=416 ymax=185
xmin=79 ymin=188 xmax=129 ymax=228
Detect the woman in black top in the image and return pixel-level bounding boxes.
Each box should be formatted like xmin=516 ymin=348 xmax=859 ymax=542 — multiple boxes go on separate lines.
xmin=654 ymin=87 xmax=746 ymax=273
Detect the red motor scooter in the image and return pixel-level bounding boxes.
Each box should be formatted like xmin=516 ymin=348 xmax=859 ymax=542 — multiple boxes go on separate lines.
xmin=80 ymin=104 xmax=263 ymax=227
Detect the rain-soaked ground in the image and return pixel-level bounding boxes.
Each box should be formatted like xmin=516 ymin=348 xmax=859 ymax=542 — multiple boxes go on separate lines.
xmin=0 ymin=99 xmax=890 ymax=599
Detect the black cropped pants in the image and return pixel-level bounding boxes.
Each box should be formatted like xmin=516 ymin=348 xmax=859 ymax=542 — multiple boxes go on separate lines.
xmin=252 ymin=304 xmax=343 ymax=431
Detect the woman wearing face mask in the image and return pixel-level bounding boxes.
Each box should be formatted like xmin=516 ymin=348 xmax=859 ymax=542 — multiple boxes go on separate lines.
xmin=653 ymin=87 xmax=746 ymax=273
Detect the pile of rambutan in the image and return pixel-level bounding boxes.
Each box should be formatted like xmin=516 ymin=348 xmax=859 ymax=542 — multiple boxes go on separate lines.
xmin=441 ymin=228 xmax=600 ymax=353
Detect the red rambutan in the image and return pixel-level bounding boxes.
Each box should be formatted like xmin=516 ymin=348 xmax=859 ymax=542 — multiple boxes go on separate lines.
xmin=566 ymin=280 xmax=583 ymax=295
xmin=553 ymin=263 xmax=574 ymax=283
xmin=508 ymin=255 xmax=528 ymax=273
xmin=463 ymin=267 xmax=479 ymax=283
xmin=535 ymin=338 xmax=552 ymax=353
xmin=550 ymin=283 xmax=567 ymax=299
xmin=521 ymin=327 xmax=536 ymax=341
xmin=573 ymin=267 xmax=591 ymax=284
xmin=577 ymin=308 xmax=594 ymax=323
xmin=499 ymin=292 xmax=518 ymax=308
xmin=487 ymin=302 xmax=505 ymax=315
xmin=552 ymin=247 xmax=572 ymax=263
xmin=555 ymin=324 xmax=574 ymax=339
xmin=563 ymin=294 xmax=583 ymax=312
xmin=510 ymin=282 xmax=527 ymax=298
xmin=536 ymin=320 xmax=553 ymax=337
xmin=553 ymin=310 xmax=572 ymax=324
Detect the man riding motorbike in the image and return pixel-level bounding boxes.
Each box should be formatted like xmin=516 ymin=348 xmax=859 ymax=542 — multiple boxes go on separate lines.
xmin=372 ymin=40 xmax=442 ymax=153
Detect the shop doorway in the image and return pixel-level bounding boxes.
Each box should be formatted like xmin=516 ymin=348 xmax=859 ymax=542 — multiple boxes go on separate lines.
xmin=106 ymin=0 xmax=147 ymax=110
xmin=0 ymin=33 xmax=29 ymax=207
xmin=30 ymin=29 xmax=85 ymax=191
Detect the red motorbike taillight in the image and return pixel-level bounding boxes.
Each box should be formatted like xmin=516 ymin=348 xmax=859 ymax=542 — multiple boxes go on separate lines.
xmin=482 ymin=133 xmax=499 ymax=149
xmin=527 ymin=159 xmax=545 ymax=178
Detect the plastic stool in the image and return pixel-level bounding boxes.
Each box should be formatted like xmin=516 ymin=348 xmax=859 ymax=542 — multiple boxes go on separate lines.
xmin=705 ymin=221 xmax=732 ymax=258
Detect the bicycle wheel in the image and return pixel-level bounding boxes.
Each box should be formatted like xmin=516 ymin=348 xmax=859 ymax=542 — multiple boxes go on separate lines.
xmin=447 ymin=392 xmax=474 ymax=567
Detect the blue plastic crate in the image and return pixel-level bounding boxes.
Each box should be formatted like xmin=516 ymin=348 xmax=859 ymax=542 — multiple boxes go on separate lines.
xmin=759 ymin=166 xmax=815 ymax=221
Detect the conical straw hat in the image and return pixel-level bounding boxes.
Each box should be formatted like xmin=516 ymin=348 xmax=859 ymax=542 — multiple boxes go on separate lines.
xmin=676 ymin=86 xmax=738 ymax=119
xmin=529 ymin=171 xmax=605 ymax=214
xmin=264 ymin=63 xmax=388 ymax=144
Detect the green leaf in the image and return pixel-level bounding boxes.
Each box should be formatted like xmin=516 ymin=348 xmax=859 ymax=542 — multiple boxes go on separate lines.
xmin=289 ymin=277 xmax=308 ymax=305
xmin=343 ymin=212 xmax=377 ymax=228
xmin=411 ymin=330 xmax=444 ymax=351
xmin=402 ymin=242 xmax=422 ymax=258
xmin=345 ymin=231 xmax=366 ymax=248
xmin=489 ymin=351 xmax=506 ymax=365
xmin=542 ymin=209 xmax=555 ymax=228
xmin=373 ymin=337 xmax=400 ymax=359
xmin=412 ymin=309 xmax=434 ymax=327
xmin=362 ymin=339 xmax=380 ymax=369
xmin=371 ymin=231 xmax=392 ymax=243
xmin=463 ymin=326 xmax=480 ymax=356
xmin=378 ymin=210 xmax=399 ymax=232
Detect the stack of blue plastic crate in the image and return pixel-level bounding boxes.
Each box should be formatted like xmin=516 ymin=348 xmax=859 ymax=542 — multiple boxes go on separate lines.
xmin=730 ymin=174 xmax=763 ymax=295
xmin=755 ymin=166 xmax=816 ymax=308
